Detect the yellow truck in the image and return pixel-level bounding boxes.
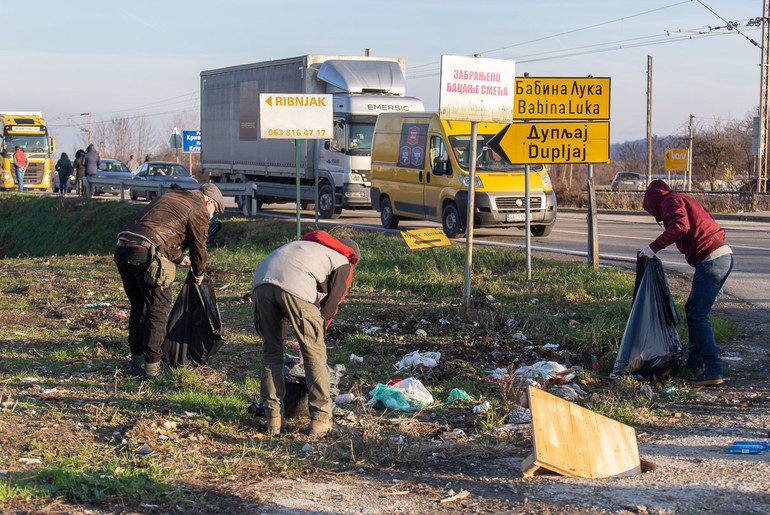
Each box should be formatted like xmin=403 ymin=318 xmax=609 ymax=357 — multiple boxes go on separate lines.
xmin=370 ymin=112 xmax=557 ymax=238
xmin=1 ymin=112 xmax=55 ymax=191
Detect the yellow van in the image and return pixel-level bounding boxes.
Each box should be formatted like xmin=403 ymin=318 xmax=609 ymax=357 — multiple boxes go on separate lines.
xmin=370 ymin=113 xmax=557 ymax=237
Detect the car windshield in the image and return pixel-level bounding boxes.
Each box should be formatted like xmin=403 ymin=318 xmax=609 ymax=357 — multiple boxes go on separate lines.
xmin=148 ymin=164 xmax=190 ymax=177
xmin=448 ymin=134 xmax=543 ymax=173
xmin=98 ymin=161 xmax=130 ymax=173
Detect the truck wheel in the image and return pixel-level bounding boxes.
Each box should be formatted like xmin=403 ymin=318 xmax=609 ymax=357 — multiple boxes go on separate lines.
xmin=318 ymin=184 xmax=340 ymax=219
xmin=530 ymin=224 xmax=554 ymax=237
xmin=380 ymin=196 xmax=399 ymax=229
xmin=442 ymin=203 xmax=464 ymax=238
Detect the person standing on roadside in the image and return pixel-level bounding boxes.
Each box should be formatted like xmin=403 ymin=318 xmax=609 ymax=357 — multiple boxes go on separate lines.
xmin=82 ymin=144 xmax=100 ymax=196
xmin=114 ymin=183 xmax=225 ymax=379
xmin=12 ymin=146 xmax=27 ymax=192
xmin=639 ymin=180 xmax=733 ymax=386
xmin=126 ymin=154 xmax=139 ymax=172
xmin=74 ymin=149 xmax=85 ymax=196
xmin=251 ymin=231 xmax=360 ymax=436
xmin=55 ymin=152 xmax=73 ymax=196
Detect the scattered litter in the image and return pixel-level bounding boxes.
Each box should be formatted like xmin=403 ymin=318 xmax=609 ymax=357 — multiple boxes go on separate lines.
xmin=0 ymin=470 xmax=7 ymax=475
xmin=396 ymin=351 xmax=441 ymax=370
xmin=543 ymin=343 xmax=559 ymax=350
xmin=350 ymin=353 xmax=364 ymax=363
xmin=437 ymin=388 xmax=473 ymax=406
xmin=472 ymin=401 xmax=492 ymax=414
xmin=390 ymin=323 xmax=398 ymax=330
xmin=140 ymin=504 xmax=159 ymax=509
xmin=335 ymin=393 xmax=358 ymax=404
xmin=83 ymin=302 xmax=112 ymax=309
xmin=555 ymin=385 xmax=582 ymax=400
xmin=530 ymin=298 xmax=539 ymax=304
xmin=136 ymin=443 xmax=153 ymax=455
xmin=368 ymin=377 xmax=433 ymax=411
xmin=486 ymin=294 xmax=496 ymax=301
xmin=40 ymin=388 xmax=64 ymax=400
xmin=514 ymin=361 xmax=575 ymax=382
xmin=506 ymin=318 xmax=517 ymax=328
xmin=162 ymin=420 xmax=177 ymax=431
xmin=21 ymin=377 xmax=40 ymax=383
xmin=488 ymin=368 xmax=511 ymax=382
xmin=363 ymin=326 xmax=381 ymax=335
xmin=661 ymin=386 xmax=677 ymax=395
xmin=732 ymin=440 xmax=769 ymax=450
xmin=18 ymin=458 xmax=42 ymax=465
xmin=415 ymin=329 xmax=428 ymax=337
xmin=728 ymin=443 xmax=765 ymax=455
xmin=508 ymin=407 xmax=532 ymax=425
xmin=439 ymin=489 xmax=471 ymax=503
xmin=182 ymin=411 xmax=201 ymax=418
xmin=390 ymin=435 xmax=407 ymax=445
xmin=439 ymin=318 xmax=451 ymax=327
xmin=721 ymin=356 xmax=743 ymax=361
xmin=441 ymin=428 xmax=466 ymax=439
xmin=301 ymin=443 xmax=315 ymax=453
xmin=511 ymin=332 xmax=528 ymax=341
xmin=639 ymin=385 xmax=654 ymax=399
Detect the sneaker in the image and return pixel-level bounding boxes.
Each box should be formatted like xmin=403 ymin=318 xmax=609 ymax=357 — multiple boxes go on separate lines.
xmin=687 ymin=373 xmax=724 ymax=386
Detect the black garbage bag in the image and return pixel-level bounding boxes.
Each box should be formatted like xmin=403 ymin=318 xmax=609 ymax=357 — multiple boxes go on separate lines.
xmin=612 ymin=256 xmax=682 ymax=377
xmin=162 ymin=270 xmax=224 ymax=367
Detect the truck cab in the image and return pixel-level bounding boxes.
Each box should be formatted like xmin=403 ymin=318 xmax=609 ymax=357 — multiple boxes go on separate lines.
xmin=371 ymin=113 xmax=557 ymax=238
xmin=1 ymin=112 xmax=55 ymax=190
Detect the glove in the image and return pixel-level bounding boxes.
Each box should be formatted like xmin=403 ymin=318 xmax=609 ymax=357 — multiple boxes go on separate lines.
xmin=638 ymin=246 xmax=655 ymax=259
xmin=194 ymin=274 xmax=204 ymax=285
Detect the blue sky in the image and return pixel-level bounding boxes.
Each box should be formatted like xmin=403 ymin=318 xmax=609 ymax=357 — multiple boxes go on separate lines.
xmin=3 ymin=0 xmax=762 ymax=154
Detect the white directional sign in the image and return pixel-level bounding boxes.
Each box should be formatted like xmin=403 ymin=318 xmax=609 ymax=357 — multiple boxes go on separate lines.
xmin=259 ymin=93 xmax=333 ymax=139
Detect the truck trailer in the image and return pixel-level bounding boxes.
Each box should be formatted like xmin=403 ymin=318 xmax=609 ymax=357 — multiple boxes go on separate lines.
xmin=200 ymin=55 xmax=424 ymax=218
xmin=1 ymin=112 xmax=55 ymax=191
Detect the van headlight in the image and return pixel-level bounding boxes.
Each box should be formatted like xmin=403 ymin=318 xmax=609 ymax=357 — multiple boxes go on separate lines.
xmin=539 ymin=171 xmax=552 ymax=189
xmin=460 ymin=172 xmax=484 ymax=189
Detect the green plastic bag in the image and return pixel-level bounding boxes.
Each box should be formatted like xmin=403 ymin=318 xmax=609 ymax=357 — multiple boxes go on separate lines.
xmin=368 ymin=377 xmax=433 ymax=411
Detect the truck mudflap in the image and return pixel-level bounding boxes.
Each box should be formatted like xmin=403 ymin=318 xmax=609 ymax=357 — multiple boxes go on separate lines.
xmin=455 ymin=190 xmax=557 ymax=229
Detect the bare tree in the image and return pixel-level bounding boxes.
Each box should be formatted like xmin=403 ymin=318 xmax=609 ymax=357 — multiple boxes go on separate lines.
xmin=78 ymin=114 xmax=159 ymax=164
xmin=690 ymin=118 xmax=752 ymax=191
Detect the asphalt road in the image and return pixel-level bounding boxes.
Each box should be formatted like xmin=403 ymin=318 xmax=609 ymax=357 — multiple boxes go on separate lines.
xmin=253 ymin=204 xmax=770 ymax=311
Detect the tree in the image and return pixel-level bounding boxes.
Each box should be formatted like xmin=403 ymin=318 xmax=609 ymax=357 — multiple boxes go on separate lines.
xmin=690 ymin=117 xmax=752 ymax=191
xmin=79 ymin=114 xmax=159 ymax=164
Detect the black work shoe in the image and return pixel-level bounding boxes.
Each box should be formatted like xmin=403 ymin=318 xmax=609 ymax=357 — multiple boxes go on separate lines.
xmin=687 ymin=373 xmax=724 ymax=386
xmin=122 ymin=361 xmax=145 ymax=377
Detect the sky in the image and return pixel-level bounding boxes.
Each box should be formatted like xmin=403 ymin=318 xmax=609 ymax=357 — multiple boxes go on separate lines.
xmin=2 ymin=0 xmax=763 ymax=155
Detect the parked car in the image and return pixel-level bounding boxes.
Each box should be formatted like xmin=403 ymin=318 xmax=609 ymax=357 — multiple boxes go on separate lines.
xmin=611 ymin=172 xmax=646 ymax=192
xmin=129 ymin=161 xmax=198 ymax=200
xmin=93 ymin=159 xmax=133 ymax=196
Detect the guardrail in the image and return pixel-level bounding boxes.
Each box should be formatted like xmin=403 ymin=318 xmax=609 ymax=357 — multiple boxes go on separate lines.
xmin=82 ymin=177 xmax=259 ymax=216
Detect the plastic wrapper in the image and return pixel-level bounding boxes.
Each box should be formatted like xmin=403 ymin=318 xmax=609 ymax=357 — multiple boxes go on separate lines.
xmin=368 ymin=377 xmax=433 ymax=411
xmin=612 ymin=256 xmax=682 ymax=377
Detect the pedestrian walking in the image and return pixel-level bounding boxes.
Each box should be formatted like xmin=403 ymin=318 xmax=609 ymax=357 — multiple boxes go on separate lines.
xmin=114 ymin=183 xmax=225 ymax=379
xmin=251 ymin=231 xmax=360 ymax=436
xmin=639 ymin=180 xmax=733 ymax=386
xmin=55 ymin=152 xmax=74 ymax=196
xmin=74 ymin=149 xmax=85 ymax=196
xmin=12 ymin=146 xmax=27 ymax=192
xmin=82 ymin=144 xmax=100 ymax=196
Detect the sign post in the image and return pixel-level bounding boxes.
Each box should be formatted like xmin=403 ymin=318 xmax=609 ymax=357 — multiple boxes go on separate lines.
xmin=439 ymin=54 xmax=516 ymax=318
xmin=664 ymin=148 xmax=688 ymax=187
xmin=259 ymin=93 xmax=332 ymax=240
xmin=169 ymin=127 xmax=182 ymax=163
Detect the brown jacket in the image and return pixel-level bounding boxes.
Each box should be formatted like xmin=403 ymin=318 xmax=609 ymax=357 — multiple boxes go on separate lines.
xmin=119 ymin=189 xmax=209 ymax=277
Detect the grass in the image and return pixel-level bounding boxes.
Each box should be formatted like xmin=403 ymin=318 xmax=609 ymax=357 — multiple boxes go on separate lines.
xmin=0 ymin=194 xmax=745 ymax=511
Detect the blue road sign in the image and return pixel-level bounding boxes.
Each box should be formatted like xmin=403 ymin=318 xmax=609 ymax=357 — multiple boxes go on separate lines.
xmin=183 ymin=130 xmax=201 ymax=153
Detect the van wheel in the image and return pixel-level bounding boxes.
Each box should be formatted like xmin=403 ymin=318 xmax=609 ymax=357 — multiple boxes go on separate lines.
xmin=380 ymin=196 xmax=399 ymax=229
xmin=318 ymin=184 xmax=341 ymax=219
xmin=531 ymin=224 xmax=553 ymax=237
xmin=442 ymin=203 xmax=464 ymax=238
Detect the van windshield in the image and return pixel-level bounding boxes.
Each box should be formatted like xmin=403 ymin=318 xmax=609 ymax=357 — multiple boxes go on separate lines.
xmin=448 ymin=134 xmax=543 ymax=173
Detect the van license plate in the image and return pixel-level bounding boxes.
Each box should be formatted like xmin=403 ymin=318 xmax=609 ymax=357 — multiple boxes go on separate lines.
xmin=506 ymin=213 xmax=525 ymax=222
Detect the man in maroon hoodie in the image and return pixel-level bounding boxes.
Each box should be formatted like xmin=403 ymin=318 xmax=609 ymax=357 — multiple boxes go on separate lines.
xmin=639 ymin=180 xmax=733 ymax=386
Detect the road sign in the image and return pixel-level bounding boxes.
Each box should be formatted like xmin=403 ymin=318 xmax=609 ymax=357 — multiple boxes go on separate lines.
xmin=514 ymin=78 xmax=610 ymax=120
xmin=183 ymin=130 xmax=201 ymax=153
xmin=439 ymin=55 xmax=516 ymax=123
xmin=489 ymin=121 xmax=610 ymax=164
xmin=664 ymin=148 xmax=688 ymax=172
xmin=401 ymin=228 xmax=451 ymax=250
xmin=169 ymin=128 xmax=182 ymax=149
xmin=259 ymin=93 xmax=333 ymax=139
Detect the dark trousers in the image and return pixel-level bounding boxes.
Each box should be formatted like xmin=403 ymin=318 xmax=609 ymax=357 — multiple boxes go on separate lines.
xmin=114 ymin=244 xmax=172 ymax=363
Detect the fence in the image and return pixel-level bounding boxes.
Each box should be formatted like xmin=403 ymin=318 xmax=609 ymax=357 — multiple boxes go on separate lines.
xmin=82 ymin=178 xmax=259 ymax=216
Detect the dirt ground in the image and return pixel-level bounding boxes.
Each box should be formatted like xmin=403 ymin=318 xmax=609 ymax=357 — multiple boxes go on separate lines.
xmin=1 ymin=258 xmax=769 ymax=515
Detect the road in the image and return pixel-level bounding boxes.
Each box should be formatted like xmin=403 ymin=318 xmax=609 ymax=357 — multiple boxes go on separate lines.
xmin=253 ymin=204 xmax=770 ymax=311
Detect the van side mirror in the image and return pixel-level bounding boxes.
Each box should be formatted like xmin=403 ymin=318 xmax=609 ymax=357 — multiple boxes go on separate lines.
xmin=432 ymin=157 xmax=450 ymax=176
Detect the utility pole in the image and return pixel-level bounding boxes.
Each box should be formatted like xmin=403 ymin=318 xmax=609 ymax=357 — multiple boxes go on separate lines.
xmin=80 ymin=112 xmax=92 ymax=146
xmin=646 ymin=55 xmax=653 ymax=185
xmin=759 ymin=1 xmax=770 ymax=193
xmin=688 ymin=114 xmax=694 ymax=191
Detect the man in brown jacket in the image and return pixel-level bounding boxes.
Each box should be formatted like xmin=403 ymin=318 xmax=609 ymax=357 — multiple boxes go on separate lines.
xmin=114 ymin=184 xmax=224 ymax=378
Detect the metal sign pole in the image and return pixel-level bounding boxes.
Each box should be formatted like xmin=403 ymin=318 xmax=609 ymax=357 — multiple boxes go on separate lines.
xmin=294 ymin=139 xmax=303 ymax=240
xmin=587 ymin=163 xmax=598 ymax=269
xmin=525 ymin=164 xmax=531 ymax=282
xmin=463 ymin=121 xmax=478 ymax=317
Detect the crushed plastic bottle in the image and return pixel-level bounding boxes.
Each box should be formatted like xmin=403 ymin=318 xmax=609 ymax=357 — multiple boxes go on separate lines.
xmin=472 ymin=401 xmax=492 ymax=414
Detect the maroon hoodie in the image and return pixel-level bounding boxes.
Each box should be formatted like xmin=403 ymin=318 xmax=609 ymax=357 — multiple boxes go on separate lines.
xmin=642 ymin=180 xmax=726 ymax=267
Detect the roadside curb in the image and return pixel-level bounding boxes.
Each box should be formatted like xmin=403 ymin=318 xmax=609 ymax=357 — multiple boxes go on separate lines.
xmin=559 ymin=207 xmax=770 ymax=223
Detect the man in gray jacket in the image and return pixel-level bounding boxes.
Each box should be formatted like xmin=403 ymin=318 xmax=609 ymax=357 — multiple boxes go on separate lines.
xmin=81 ymin=144 xmax=100 ymax=195
xmin=252 ymin=231 xmax=360 ymax=437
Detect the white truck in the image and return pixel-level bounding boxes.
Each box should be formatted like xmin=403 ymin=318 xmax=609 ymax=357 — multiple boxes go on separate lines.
xmin=200 ymin=55 xmax=424 ymax=218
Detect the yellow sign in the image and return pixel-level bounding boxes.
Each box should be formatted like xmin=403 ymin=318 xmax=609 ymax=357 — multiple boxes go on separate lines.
xmin=401 ymin=228 xmax=451 ymax=250
xmin=664 ymin=148 xmax=689 ymax=172
xmin=514 ymin=78 xmax=610 ymax=120
xmin=259 ymin=93 xmax=333 ymax=139
xmin=489 ymin=121 xmax=610 ymax=164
